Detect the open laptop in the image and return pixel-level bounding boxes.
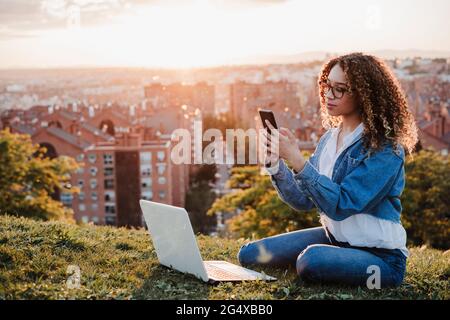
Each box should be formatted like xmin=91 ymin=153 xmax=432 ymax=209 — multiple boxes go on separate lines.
xmin=139 ymin=200 xmax=277 ymax=284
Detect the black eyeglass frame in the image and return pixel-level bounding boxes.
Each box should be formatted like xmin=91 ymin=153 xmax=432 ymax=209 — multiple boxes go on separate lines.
xmin=319 ymin=80 xmax=352 ymax=99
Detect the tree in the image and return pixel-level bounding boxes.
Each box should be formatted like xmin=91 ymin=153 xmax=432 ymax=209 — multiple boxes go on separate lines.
xmin=185 ymin=181 xmax=217 ymax=235
xmin=189 ymin=164 xmax=217 ymax=184
xmin=185 ymin=164 xmax=218 ymax=235
xmin=203 ymin=112 xmax=257 ymax=166
xmin=401 ymin=150 xmax=450 ymax=249
xmin=203 ymin=112 xmax=243 ymax=136
xmin=0 ymin=129 xmax=80 ymax=222
xmin=207 ymin=165 xmax=320 ymax=239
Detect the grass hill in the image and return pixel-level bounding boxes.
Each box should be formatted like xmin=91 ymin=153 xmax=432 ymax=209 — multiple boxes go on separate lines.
xmin=0 ymin=215 xmax=448 ymax=300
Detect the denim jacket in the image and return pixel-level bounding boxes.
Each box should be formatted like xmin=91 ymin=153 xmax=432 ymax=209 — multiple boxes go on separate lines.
xmin=270 ymin=129 xmax=406 ymax=223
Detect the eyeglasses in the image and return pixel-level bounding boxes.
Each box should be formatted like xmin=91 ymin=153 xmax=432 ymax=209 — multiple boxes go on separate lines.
xmin=319 ymin=80 xmax=351 ymax=99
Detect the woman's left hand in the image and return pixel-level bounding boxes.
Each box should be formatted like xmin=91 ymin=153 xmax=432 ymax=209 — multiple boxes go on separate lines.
xmin=264 ymin=120 xmax=306 ymax=173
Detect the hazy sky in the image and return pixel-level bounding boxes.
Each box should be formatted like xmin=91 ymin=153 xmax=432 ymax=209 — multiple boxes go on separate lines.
xmin=0 ymin=0 xmax=449 ymax=68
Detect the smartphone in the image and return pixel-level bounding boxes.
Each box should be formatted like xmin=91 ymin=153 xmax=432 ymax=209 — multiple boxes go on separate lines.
xmin=259 ymin=109 xmax=278 ymax=134
xmin=259 ymin=109 xmax=278 ymax=167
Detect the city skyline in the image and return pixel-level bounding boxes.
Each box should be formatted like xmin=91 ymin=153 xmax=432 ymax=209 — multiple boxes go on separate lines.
xmin=0 ymin=0 xmax=449 ymax=69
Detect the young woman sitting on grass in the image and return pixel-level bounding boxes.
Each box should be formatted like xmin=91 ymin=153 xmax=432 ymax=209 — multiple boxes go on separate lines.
xmin=238 ymin=52 xmax=418 ymax=288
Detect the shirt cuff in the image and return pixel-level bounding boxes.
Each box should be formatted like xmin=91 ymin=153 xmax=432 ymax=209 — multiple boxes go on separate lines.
xmin=265 ymin=161 xmax=280 ymax=175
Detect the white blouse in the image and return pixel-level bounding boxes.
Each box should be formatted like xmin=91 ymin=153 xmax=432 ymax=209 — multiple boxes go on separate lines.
xmin=318 ymin=122 xmax=409 ymax=257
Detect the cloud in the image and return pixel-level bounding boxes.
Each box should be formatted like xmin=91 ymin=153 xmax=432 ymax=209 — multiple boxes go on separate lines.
xmin=0 ymin=0 xmax=291 ymax=39
xmin=0 ymin=0 xmax=134 ymax=35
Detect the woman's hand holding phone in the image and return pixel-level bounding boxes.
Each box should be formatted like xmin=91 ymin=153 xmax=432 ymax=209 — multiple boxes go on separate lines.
xmin=262 ymin=120 xmax=306 ymax=173
xmin=261 ymin=120 xmax=280 ymax=167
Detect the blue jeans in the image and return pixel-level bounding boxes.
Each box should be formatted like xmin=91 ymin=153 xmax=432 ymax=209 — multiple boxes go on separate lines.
xmin=237 ymin=227 xmax=406 ymax=288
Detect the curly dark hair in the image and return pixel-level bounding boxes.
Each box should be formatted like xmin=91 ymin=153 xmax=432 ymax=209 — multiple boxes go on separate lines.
xmin=318 ymin=52 xmax=418 ymax=155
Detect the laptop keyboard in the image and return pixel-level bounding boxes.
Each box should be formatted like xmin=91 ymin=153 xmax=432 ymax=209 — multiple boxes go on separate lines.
xmin=204 ymin=263 xmax=243 ymax=280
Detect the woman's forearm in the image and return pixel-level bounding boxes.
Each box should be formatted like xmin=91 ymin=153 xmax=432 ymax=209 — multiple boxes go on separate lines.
xmin=270 ymin=160 xmax=315 ymax=211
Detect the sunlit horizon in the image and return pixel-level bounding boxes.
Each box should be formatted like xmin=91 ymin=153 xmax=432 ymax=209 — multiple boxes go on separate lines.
xmin=0 ymin=0 xmax=449 ymax=69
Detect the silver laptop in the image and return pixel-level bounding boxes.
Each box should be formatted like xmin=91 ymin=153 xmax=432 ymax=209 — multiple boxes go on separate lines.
xmin=139 ymin=200 xmax=277 ymax=284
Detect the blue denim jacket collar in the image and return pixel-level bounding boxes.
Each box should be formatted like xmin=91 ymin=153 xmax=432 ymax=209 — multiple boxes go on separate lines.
xmin=309 ymin=128 xmax=365 ymax=176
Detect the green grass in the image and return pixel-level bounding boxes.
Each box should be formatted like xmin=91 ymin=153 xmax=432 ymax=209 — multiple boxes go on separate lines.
xmin=0 ymin=215 xmax=448 ymax=300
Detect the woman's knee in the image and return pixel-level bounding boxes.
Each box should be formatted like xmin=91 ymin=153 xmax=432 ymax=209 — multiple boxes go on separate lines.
xmin=237 ymin=242 xmax=256 ymax=266
xmin=237 ymin=240 xmax=273 ymax=266
xmin=296 ymin=245 xmax=324 ymax=281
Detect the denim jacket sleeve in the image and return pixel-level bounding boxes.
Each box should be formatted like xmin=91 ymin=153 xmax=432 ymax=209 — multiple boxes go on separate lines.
xmin=293 ymin=144 xmax=404 ymax=221
xmin=269 ymin=131 xmax=330 ymax=212
xmin=269 ymin=160 xmax=315 ymax=211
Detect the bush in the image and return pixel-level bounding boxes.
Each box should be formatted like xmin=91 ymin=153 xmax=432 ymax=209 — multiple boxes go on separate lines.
xmin=0 ymin=129 xmax=80 ymax=222
xmin=401 ymin=150 xmax=450 ymax=249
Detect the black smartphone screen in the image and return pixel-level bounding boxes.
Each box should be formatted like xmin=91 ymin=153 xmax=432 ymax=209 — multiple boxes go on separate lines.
xmin=259 ymin=109 xmax=278 ymax=134
xmin=259 ymin=109 xmax=278 ymax=167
